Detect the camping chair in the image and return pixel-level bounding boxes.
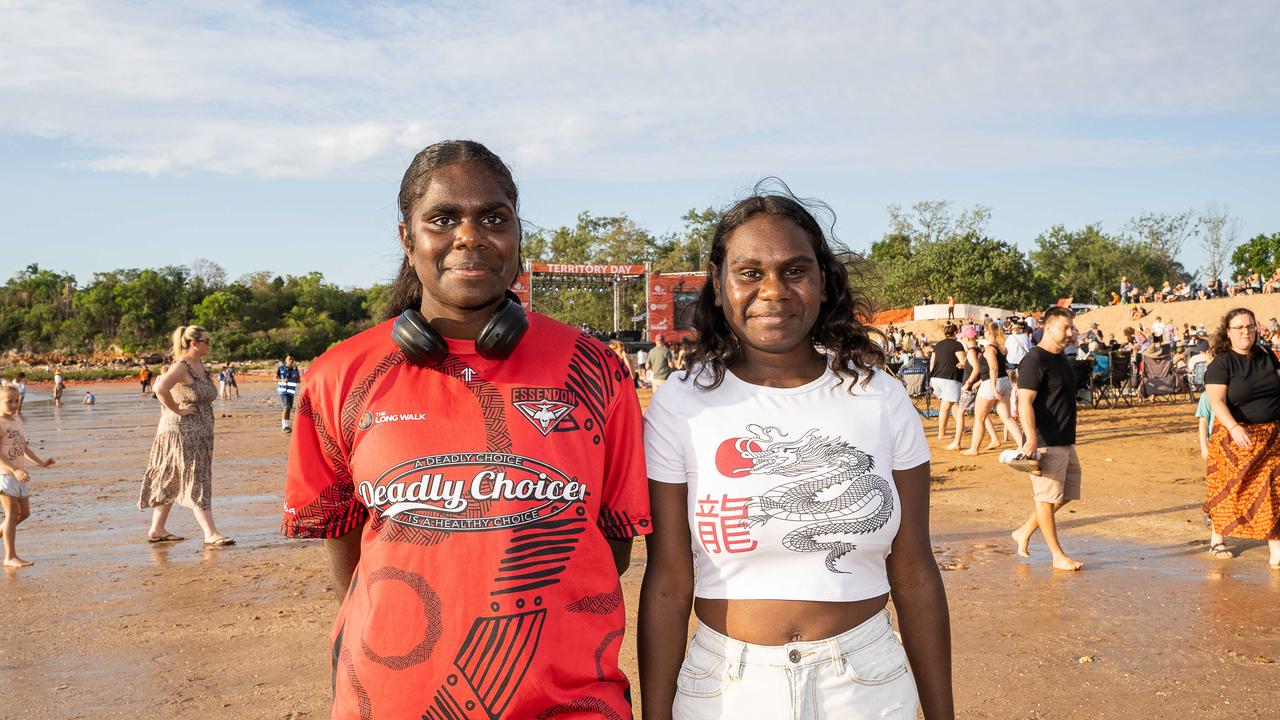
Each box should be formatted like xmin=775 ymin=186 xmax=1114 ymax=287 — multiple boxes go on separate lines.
xmin=898 ymin=358 xmax=936 ymax=419
xmin=1071 ymin=359 xmax=1094 ymax=407
xmin=1188 ymin=360 xmax=1209 ymax=398
xmin=1137 ymin=355 xmax=1191 ymax=403
xmin=1089 ymin=354 xmax=1111 ymax=406
xmin=1094 ymin=352 xmax=1133 ymax=409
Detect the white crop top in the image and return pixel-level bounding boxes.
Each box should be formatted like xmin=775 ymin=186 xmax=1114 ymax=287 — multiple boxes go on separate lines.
xmin=643 ymin=364 xmax=930 ymax=602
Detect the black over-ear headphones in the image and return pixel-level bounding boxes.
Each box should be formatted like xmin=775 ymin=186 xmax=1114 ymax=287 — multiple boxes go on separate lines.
xmin=391 ymin=291 xmax=529 ymax=364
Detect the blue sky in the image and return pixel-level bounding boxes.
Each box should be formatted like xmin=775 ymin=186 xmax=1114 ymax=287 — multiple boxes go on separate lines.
xmin=2 ymin=1 xmax=1278 ymax=288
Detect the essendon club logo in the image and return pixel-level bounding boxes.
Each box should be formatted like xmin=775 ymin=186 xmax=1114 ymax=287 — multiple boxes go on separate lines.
xmin=359 ymin=452 xmax=585 ymax=531
xmin=511 ymin=387 xmax=579 ymax=436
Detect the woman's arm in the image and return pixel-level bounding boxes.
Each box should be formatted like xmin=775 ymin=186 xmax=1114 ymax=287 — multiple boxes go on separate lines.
xmin=1198 ymin=417 xmax=1211 ymax=460
xmin=22 ymin=446 xmax=53 ymax=468
xmin=1205 ymin=384 xmax=1249 ymax=448
xmin=886 ymin=462 xmax=955 ymax=720
xmin=961 ymin=349 xmax=980 ymax=389
xmin=153 ymin=363 xmax=195 ymax=416
xmin=639 ymin=480 xmax=695 ymax=720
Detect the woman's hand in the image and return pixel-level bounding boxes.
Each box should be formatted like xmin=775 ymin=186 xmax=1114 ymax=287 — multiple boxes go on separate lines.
xmin=1229 ymin=424 xmax=1252 ymax=449
xmin=13 ymin=468 xmax=30 ymax=483
xmin=176 ymin=405 xmax=197 ymax=417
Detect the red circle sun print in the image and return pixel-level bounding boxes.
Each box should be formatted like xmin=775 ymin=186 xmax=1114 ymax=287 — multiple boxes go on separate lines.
xmin=715 ymin=436 xmax=761 ymax=477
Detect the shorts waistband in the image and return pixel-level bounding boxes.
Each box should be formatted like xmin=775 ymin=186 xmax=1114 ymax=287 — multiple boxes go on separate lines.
xmin=690 ymin=609 xmax=894 ymax=673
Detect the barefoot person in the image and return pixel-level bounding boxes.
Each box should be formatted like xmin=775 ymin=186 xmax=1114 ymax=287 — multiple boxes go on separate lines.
xmin=0 ymin=384 xmax=55 ymax=567
xmin=1011 ymin=306 xmax=1084 ymax=571
xmin=1203 ymin=308 xmax=1280 ymax=568
xmin=138 ymin=326 xmax=234 ymax=547
xmin=281 ymin=140 xmax=650 ymax=720
xmin=639 ymin=187 xmax=953 ymax=719
xmin=963 ymin=324 xmax=1023 ymax=456
xmin=275 ymin=354 xmax=300 ymax=433
xmin=929 ymin=324 xmax=965 ymax=448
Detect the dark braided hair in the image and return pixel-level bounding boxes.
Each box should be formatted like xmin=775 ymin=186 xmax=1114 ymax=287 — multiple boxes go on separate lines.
xmin=686 ymin=180 xmax=885 ymax=390
xmin=385 ymin=140 xmax=519 ymax=319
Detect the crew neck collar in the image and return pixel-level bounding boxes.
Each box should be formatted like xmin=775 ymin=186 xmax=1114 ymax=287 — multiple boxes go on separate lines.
xmin=722 ymin=363 xmax=835 ymax=395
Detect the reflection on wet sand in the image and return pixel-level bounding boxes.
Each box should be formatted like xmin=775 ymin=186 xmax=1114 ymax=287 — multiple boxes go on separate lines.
xmin=1 ymin=381 xmax=1278 ymax=719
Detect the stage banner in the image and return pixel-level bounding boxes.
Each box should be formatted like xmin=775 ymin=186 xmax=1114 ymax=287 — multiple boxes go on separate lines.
xmin=529 ymin=262 xmax=647 ymax=275
xmin=647 ymin=273 xmax=707 ymax=343
xmin=511 ymin=271 xmax=532 ymax=311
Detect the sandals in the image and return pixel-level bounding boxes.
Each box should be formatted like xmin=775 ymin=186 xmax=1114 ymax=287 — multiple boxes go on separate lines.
xmin=148 ymin=533 xmax=185 ymax=543
xmin=1208 ymin=543 xmax=1234 ymax=559
xmin=202 ymin=537 xmax=236 ymax=547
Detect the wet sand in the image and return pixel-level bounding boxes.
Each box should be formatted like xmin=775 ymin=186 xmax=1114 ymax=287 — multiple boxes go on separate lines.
xmin=2 ymin=379 xmax=1278 ymax=719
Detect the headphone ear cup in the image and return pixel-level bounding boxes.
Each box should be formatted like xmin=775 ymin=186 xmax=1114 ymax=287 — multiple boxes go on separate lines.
xmin=392 ymin=309 xmax=449 ymax=364
xmin=475 ymin=295 xmax=529 ymax=360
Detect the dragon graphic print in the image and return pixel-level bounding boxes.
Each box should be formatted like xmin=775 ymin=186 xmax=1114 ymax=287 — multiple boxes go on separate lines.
xmin=717 ymin=424 xmax=896 ymax=573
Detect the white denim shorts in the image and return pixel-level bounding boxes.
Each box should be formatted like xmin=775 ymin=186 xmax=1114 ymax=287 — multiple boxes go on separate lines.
xmin=977 ymin=376 xmax=1012 ymax=401
xmin=0 ymin=473 xmax=30 ymax=499
xmin=929 ymin=377 xmax=962 ymax=403
xmin=673 ymin=609 xmax=918 ymax=720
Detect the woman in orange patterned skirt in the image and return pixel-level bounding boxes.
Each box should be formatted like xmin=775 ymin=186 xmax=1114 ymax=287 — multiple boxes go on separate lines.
xmin=1203 ymin=308 xmax=1280 ymax=568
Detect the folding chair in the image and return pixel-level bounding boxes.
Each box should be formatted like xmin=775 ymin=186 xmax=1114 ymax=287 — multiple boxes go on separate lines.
xmin=1071 ymin=359 xmax=1094 ymax=407
xmin=1137 ymin=355 xmax=1191 ymax=403
xmin=898 ymin=358 xmax=936 ymax=418
xmin=1094 ymin=352 xmax=1133 ymax=409
xmin=1188 ymin=360 xmax=1209 ymax=399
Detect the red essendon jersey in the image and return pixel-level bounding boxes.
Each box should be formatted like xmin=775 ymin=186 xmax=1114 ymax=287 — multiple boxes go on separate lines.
xmin=282 ymin=314 xmax=651 ymax=720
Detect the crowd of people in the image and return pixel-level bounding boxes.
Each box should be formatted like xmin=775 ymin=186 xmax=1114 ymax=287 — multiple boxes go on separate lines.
xmin=1112 ymin=269 xmax=1280 ymax=305
xmin=3 ymin=139 xmax=1278 ymax=720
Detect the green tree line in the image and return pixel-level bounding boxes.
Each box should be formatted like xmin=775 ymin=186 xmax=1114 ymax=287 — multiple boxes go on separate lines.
xmin=3 ymin=205 xmax=1274 ymax=359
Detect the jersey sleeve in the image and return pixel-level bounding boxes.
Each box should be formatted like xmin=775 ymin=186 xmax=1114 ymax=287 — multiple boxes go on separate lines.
xmin=281 ymin=374 xmax=368 ymax=539
xmin=642 ymin=386 xmax=688 ymax=484
xmin=883 ymin=374 xmax=931 ymax=470
xmin=596 ymin=377 xmax=652 ymax=540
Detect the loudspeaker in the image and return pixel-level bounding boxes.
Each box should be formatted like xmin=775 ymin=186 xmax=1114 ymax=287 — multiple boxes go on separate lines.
xmin=392 ymin=291 xmax=529 ymax=364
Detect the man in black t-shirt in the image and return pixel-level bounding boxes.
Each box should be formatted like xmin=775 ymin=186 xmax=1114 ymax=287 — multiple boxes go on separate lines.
xmin=1011 ymin=306 xmax=1085 ymax=571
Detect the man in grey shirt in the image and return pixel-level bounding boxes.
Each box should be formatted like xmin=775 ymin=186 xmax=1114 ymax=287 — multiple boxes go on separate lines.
xmin=648 ymin=335 xmax=672 ymax=389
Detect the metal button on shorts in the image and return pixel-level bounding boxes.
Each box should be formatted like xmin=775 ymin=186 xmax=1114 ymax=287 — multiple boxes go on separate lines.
xmin=788 ymin=649 xmax=802 ymax=663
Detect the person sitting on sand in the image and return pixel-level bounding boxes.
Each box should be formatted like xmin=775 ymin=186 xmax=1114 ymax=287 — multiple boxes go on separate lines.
xmin=1012 ymin=307 xmax=1085 ymax=571
xmin=82 ymin=391 xmax=95 ymax=406
xmin=1 ymin=383 xmax=56 ymax=567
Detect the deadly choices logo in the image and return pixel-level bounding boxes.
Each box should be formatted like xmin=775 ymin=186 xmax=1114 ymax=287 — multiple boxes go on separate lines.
xmin=359 ymin=452 xmax=586 ymax=532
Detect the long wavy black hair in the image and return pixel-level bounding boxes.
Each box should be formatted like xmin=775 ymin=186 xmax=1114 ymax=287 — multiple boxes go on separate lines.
xmin=384 ymin=140 xmax=520 ymax=319
xmin=686 ymin=180 xmax=885 ymax=390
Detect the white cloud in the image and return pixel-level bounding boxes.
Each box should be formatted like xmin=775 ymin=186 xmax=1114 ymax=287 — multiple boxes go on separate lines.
xmin=1 ymin=0 xmax=1278 ymax=179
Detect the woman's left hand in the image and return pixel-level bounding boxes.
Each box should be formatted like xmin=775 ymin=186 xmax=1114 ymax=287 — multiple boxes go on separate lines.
xmin=1229 ymin=424 xmax=1252 ymax=449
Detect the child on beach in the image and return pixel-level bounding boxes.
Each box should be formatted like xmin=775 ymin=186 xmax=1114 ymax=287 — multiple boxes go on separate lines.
xmin=1195 ymin=365 xmax=1232 ymax=559
xmin=82 ymin=391 xmax=96 ymax=406
xmin=0 ymin=384 xmax=56 ymax=567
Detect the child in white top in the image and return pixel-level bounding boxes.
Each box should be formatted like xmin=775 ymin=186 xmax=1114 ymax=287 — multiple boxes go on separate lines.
xmin=0 ymin=384 xmax=56 ymax=567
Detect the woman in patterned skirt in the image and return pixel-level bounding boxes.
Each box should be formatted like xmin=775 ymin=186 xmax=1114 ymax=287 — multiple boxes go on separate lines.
xmin=1203 ymin=308 xmax=1280 ymax=567
xmin=138 ymin=325 xmax=234 ymax=547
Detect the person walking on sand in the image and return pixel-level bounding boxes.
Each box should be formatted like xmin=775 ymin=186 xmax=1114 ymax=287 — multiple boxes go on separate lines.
xmin=1203 ymin=309 xmax=1280 ymax=568
xmin=0 ymin=383 xmax=56 ymax=567
xmin=222 ymin=365 xmax=239 ymax=400
xmin=139 ymin=365 xmax=154 ymax=397
xmin=963 ymin=324 xmax=1023 ymax=456
xmin=929 ymin=324 xmax=965 ymax=448
xmin=138 ymin=326 xmax=234 ymax=547
xmin=14 ymin=373 xmax=27 ymax=414
xmin=1010 ymin=307 xmax=1084 ymax=571
xmin=276 ymin=354 xmax=300 ymax=433
xmin=52 ymin=368 xmax=65 ymax=406
xmin=648 ymin=334 xmax=672 ymax=389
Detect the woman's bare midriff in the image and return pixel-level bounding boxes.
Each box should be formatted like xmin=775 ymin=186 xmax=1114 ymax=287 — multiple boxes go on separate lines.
xmin=694 ymin=593 xmax=890 ymax=646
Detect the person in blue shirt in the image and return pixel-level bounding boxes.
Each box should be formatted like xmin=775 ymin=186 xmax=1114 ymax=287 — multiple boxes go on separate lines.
xmin=276 ymin=354 xmax=301 ymax=433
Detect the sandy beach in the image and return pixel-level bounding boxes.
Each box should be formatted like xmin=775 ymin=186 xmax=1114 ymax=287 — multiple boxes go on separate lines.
xmin=2 ymin=377 xmax=1278 ymax=719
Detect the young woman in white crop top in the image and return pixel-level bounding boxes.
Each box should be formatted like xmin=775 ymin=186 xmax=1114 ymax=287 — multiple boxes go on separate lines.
xmin=639 ymin=188 xmax=954 ymax=720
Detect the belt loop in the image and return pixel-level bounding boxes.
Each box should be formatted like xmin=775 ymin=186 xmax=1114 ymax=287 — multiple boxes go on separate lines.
xmin=726 ymin=639 xmax=745 ymax=680
xmin=826 ymin=637 xmax=845 ymax=676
